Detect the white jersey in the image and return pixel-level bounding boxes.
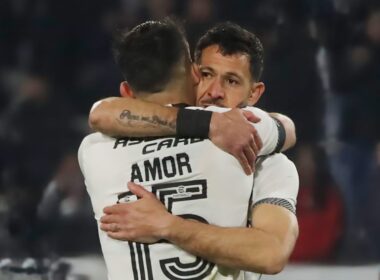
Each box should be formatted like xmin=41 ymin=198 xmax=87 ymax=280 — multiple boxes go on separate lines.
xmin=193 ymin=106 xmax=282 ymax=156
xmin=244 ymin=153 xmax=299 ymax=280
xmin=78 ymin=106 xmax=286 ymax=280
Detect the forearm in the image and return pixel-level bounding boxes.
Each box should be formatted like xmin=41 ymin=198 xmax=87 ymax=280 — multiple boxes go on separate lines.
xmin=89 ymin=97 xmax=178 ymax=137
xmin=101 ymin=185 xmax=298 ymax=273
xmin=269 ymin=112 xmax=296 ymax=151
xmin=162 ymin=217 xmax=285 ymax=274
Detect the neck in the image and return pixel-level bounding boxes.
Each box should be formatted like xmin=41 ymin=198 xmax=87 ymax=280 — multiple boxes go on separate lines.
xmin=139 ymin=79 xmax=195 ymax=106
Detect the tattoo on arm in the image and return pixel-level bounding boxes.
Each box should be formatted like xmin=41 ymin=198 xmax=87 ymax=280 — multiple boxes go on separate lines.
xmin=117 ymin=110 xmax=176 ymax=132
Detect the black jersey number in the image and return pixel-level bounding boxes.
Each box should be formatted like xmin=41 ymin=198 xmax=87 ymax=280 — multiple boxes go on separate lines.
xmin=118 ymin=180 xmax=215 ymax=280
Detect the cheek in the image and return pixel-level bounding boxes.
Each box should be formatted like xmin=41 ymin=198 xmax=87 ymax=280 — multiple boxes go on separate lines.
xmin=224 ymin=90 xmax=247 ymax=108
xmin=223 ymin=98 xmax=239 ymax=108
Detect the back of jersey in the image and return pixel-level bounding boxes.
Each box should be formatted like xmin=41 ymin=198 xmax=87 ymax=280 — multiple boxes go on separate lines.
xmin=78 ymin=132 xmax=254 ymax=280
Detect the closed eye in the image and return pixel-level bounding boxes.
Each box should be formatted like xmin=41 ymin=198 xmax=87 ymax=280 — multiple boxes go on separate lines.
xmin=201 ymin=71 xmax=213 ymax=79
xmin=226 ymin=78 xmax=239 ymax=85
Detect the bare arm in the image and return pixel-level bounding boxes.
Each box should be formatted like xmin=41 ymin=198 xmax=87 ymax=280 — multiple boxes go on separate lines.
xmin=101 ymin=183 xmax=298 ymax=274
xmin=89 ymin=97 xmax=296 ymax=173
xmin=163 ymin=203 xmax=298 ymax=274
xmin=89 ymin=97 xmax=178 ymax=137
xmin=90 ymin=97 xmax=261 ymax=174
xmin=90 ymin=97 xmax=296 ymax=152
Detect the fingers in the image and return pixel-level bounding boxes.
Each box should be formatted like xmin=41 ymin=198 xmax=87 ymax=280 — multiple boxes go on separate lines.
xmin=243 ymin=145 xmax=256 ymax=172
xmin=249 ymin=126 xmax=262 ymax=156
xmin=249 ymin=134 xmax=258 ymax=156
xmin=253 ymin=129 xmax=263 ymax=152
xmin=128 ymin=182 xmax=150 ymax=198
xmin=100 ymin=222 xmax=120 ymax=232
xmin=235 ymin=133 xmax=259 ymax=175
xmin=237 ymin=151 xmax=253 ymax=175
xmin=242 ymin=110 xmax=261 ymax=123
xmin=103 ymin=183 xmax=148 ymax=215
xmin=103 ymin=203 xmax=128 ymax=215
xmin=101 ymin=224 xmax=130 ymax=241
xmin=100 ymin=213 xmax=121 ymax=224
xmin=106 ymin=231 xmax=128 ymax=241
xmin=238 ymin=134 xmax=258 ymax=175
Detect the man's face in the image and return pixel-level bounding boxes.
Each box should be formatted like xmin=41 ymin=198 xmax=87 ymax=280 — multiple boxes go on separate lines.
xmin=196 ymin=44 xmax=262 ymax=108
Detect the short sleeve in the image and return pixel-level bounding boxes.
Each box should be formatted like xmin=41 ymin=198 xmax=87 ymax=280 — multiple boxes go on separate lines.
xmin=251 ymin=153 xmax=299 ymax=214
xmin=200 ymin=106 xmax=280 ymax=155
xmin=77 ymin=138 xmax=86 ymax=176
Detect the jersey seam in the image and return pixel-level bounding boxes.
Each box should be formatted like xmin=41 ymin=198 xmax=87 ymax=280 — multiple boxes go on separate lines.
xmin=252 ymin=197 xmax=296 ymax=214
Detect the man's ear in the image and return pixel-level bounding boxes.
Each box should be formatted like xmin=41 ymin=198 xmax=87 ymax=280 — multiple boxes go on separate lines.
xmin=120 ymin=81 xmax=135 ymax=98
xmin=247 ymin=82 xmax=265 ymax=106
xmin=191 ymin=63 xmax=201 ymax=85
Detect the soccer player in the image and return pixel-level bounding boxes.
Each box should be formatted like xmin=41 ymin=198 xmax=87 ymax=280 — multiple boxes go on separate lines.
xmin=79 ymin=20 xmax=298 ymax=280
xmin=89 ymin=25 xmax=297 ymax=174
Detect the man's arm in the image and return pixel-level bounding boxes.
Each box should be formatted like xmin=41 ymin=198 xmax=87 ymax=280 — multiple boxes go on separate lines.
xmin=100 ymin=182 xmax=298 ymax=274
xmin=89 ymin=97 xmax=296 ymax=173
xmin=212 ymin=106 xmax=296 ymax=156
xmin=89 ymin=97 xmax=178 ymax=137
xmin=90 ymin=97 xmax=261 ymax=174
xmin=90 ymin=97 xmax=295 ymax=151
xmin=165 ymin=203 xmax=298 ymax=274
xmin=89 ymin=97 xmax=296 ymax=150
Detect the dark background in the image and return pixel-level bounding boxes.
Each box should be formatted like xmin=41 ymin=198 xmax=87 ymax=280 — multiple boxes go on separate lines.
xmin=0 ymin=0 xmax=379 ymax=270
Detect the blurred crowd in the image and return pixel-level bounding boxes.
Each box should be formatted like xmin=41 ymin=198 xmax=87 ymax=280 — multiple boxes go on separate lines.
xmin=0 ymin=0 xmax=379 ymax=269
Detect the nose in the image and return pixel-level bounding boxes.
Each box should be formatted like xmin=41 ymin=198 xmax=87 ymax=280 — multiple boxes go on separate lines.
xmin=207 ymin=79 xmax=225 ymax=100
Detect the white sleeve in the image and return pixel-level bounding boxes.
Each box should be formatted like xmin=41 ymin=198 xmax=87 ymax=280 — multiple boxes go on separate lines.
xmin=77 ymin=135 xmax=101 ymax=219
xmin=240 ymin=107 xmax=280 ymax=156
xmin=77 ymin=135 xmax=93 ymax=178
xmin=77 ymin=139 xmax=86 ymax=177
xmin=77 ymin=134 xmax=108 ymax=221
xmin=251 ymin=153 xmax=299 ymax=214
xmin=200 ymin=105 xmax=281 ymax=156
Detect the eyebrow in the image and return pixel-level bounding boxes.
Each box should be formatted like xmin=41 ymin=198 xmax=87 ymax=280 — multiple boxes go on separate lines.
xmin=199 ymin=66 xmax=243 ymax=81
xmin=199 ymin=66 xmax=215 ymax=73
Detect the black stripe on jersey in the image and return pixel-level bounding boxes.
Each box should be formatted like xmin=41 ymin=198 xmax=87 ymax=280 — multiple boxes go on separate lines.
xmin=252 ymin=197 xmax=295 ymax=214
xmin=129 ymin=242 xmax=139 ymax=280
xmin=144 ymin=244 xmax=153 ymax=280
xmin=246 ymin=184 xmax=254 ymax=227
xmin=129 ymin=242 xmax=153 ymax=280
xmin=136 ymin=244 xmax=145 ymax=280
xmin=271 ymin=117 xmax=286 ymax=153
xmin=179 ymin=214 xmax=208 ymax=224
xmin=160 ymin=256 xmax=214 ymax=280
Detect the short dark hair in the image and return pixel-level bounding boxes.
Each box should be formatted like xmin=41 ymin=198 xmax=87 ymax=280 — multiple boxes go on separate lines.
xmin=113 ymin=18 xmax=190 ymax=93
xmin=194 ymin=22 xmax=264 ymax=81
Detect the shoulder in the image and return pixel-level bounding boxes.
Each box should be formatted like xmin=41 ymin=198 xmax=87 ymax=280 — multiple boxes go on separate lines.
xmin=253 ymin=153 xmax=299 ymax=209
xmin=78 ymin=132 xmax=114 ymax=161
xmin=79 ymin=132 xmax=106 ymax=151
xmin=257 ymin=153 xmax=298 ymax=177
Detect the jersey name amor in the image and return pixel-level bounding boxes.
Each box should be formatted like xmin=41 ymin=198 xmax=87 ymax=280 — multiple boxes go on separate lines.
xmin=113 ymin=137 xmax=204 ymax=182
xmin=79 ymin=132 xmax=254 ymax=280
